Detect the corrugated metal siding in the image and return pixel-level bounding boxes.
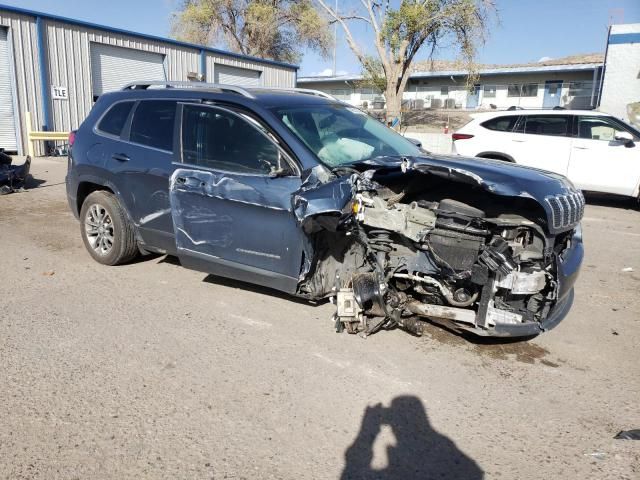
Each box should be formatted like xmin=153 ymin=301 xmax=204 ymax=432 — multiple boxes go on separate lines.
xmin=0 ymin=9 xmax=295 ymax=155
xmin=206 ymin=53 xmax=295 ymax=88
xmin=45 ymin=20 xmax=201 ymax=134
xmin=0 ymin=28 xmax=18 ymax=150
xmin=0 ymin=11 xmax=43 ymax=155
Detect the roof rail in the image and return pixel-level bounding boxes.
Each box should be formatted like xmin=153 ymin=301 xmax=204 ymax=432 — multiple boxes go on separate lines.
xmin=121 ymin=81 xmax=255 ymax=98
xmin=259 ymin=87 xmax=338 ymax=100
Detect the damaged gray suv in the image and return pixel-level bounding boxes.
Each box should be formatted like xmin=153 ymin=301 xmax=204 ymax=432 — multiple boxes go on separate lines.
xmin=66 ymin=82 xmax=584 ymax=338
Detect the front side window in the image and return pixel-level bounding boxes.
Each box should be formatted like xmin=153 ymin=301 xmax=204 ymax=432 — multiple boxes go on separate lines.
xmin=481 ymin=115 xmax=519 ymax=132
xmin=523 ymin=115 xmax=569 ymax=136
xmin=271 ymin=104 xmax=422 ymax=167
xmin=181 ymin=104 xmax=281 ymax=175
xmin=440 ymin=86 xmax=449 ymax=96
xmin=97 ymin=101 xmax=134 ymax=137
xmin=577 ymin=116 xmax=639 ymax=141
xmin=129 ymin=101 xmax=176 ymax=151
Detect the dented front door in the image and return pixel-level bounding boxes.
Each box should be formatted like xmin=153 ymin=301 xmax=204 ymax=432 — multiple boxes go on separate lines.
xmin=170 ymin=103 xmax=305 ymax=293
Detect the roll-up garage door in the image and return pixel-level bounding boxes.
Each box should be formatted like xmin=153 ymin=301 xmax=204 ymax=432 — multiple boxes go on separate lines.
xmin=0 ymin=29 xmax=18 ymax=152
xmin=91 ymin=43 xmax=166 ymax=96
xmin=214 ymin=64 xmax=262 ymax=87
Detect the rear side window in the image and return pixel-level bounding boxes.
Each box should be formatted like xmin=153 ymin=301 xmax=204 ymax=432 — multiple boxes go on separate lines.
xmin=130 ymin=101 xmax=177 ymax=151
xmin=523 ymin=115 xmax=569 ymax=137
xmin=97 ymin=101 xmax=134 ymax=137
xmin=481 ymin=115 xmax=519 ymax=132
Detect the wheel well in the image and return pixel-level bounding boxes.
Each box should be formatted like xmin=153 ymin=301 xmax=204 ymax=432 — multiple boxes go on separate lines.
xmin=76 ymin=182 xmax=114 ymax=214
xmin=476 ymin=152 xmax=514 ymax=162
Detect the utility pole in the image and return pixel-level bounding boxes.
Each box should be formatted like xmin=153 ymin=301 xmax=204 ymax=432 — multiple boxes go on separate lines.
xmin=333 ymin=0 xmax=338 ymax=76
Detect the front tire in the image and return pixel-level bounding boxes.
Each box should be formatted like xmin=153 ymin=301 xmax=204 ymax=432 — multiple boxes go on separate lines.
xmin=80 ymin=190 xmax=138 ymax=265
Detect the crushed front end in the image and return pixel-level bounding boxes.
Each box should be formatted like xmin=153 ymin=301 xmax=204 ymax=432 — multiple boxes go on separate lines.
xmin=295 ymin=157 xmax=584 ymax=338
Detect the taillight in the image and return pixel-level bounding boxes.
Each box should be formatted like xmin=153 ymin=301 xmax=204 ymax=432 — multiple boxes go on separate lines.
xmin=452 ymin=133 xmax=474 ymax=141
xmin=68 ymin=131 xmax=76 ymax=147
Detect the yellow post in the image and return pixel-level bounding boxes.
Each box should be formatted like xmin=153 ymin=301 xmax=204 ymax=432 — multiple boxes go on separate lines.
xmin=25 ymin=111 xmax=34 ymax=158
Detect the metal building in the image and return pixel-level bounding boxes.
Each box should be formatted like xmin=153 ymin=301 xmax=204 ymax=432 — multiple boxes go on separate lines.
xmin=598 ymin=23 xmax=640 ymax=122
xmin=0 ymin=4 xmax=298 ymax=155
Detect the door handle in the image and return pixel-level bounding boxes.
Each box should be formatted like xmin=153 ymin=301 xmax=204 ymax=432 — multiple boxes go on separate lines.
xmin=175 ymin=176 xmax=204 ymax=187
xmin=572 ymin=146 xmax=588 ymax=150
xmin=112 ymin=153 xmax=130 ymax=162
xmin=512 ymin=139 xmax=526 ymax=143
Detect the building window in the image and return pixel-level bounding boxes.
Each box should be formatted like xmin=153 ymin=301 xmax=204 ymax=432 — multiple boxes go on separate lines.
xmin=507 ymin=84 xmax=538 ymax=97
xmin=357 ymin=87 xmax=379 ymax=100
xmin=521 ymin=83 xmax=538 ymax=97
xmin=568 ymin=82 xmax=592 ymax=96
xmin=507 ymin=84 xmax=520 ymax=97
xmin=440 ymin=86 xmax=449 ymax=96
xmin=329 ymin=89 xmax=352 ymax=100
xmin=483 ymin=85 xmax=496 ymax=98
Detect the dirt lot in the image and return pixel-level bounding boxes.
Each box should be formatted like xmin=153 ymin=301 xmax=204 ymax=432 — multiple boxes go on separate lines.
xmin=1 ymin=157 xmax=639 ymax=480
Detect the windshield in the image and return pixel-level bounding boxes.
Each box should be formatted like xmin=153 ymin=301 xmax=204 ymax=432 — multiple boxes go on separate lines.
xmin=270 ymin=104 xmax=422 ymax=167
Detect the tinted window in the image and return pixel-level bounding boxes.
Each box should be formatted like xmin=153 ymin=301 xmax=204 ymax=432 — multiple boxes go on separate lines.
xmin=576 ymin=116 xmax=638 ymax=141
xmin=97 ymin=101 xmax=134 ymax=136
xmin=523 ymin=115 xmax=569 ymax=136
xmin=130 ymin=101 xmax=176 ymax=151
xmin=181 ymin=105 xmax=280 ymax=174
xmin=481 ymin=115 xmax=519 ymax=132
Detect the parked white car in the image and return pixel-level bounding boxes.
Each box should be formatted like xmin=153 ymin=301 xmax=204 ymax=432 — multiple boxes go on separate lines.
xmin=452 ymin=110 xmax=640 ymax=198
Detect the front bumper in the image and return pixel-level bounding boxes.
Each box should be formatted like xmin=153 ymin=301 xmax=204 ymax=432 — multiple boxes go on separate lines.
xmin=466 ymin=226 xmax=584 ymax=338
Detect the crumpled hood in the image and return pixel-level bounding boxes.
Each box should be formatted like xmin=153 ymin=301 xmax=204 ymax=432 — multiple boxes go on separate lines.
xmin=364 ymin=154 xmax=575 ymax=199
xmin=293 ymin=154 xmax=582 ymax=234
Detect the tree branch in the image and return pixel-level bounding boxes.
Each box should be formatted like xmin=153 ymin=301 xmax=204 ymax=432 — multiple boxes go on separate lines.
xmin=315 ymin=0 xmax=369 ymax=66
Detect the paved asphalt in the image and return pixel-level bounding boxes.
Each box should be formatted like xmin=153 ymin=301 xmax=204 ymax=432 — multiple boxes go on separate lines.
xmin=1 ymin=157 xmax=638 ymax=479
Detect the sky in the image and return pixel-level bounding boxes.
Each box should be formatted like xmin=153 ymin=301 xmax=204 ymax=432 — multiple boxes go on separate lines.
xmin=3 ymin=0 xmax=640 ymax=77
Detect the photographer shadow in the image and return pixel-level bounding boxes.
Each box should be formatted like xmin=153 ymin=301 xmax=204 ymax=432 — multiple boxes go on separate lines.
xmin=341 ymin=396 xmax=483 ymax=480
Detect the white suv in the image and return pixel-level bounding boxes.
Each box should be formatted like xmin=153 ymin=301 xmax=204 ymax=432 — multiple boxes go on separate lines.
xmin=452 ymin=110 xmax=640 ymax=198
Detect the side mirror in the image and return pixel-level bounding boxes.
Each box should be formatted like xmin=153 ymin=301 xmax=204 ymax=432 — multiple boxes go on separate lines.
xmin=406 ymin=137 xmax=422 ymax=148
xmin=614 ymin=131 xmax=635 ymax=146
xmin=268 ymin=151 xmax=293 ymax=178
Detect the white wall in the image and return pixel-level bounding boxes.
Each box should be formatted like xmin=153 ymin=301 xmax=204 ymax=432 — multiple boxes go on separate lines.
xmin=301 ymin=70 xmax=596 ymax=111
xmin=599 ymin=24 xmax=640 ymax=121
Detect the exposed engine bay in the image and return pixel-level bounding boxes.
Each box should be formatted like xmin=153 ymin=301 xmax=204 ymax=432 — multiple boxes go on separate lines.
xmin=295 ymin=160 xmax=582 ymax=338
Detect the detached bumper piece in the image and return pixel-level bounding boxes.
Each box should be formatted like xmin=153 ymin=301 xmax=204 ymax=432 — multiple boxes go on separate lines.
xmin=0 ymin=152 xmax=31 ymax=195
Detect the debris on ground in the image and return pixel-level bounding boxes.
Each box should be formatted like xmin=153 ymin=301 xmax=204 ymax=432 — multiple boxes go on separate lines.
xmin=583 ymin=452 xmax=607 ymax=460
xmin=614 ymin=429 xmax=640 ymax=440
xmin=621 ymin=267 xmax=634 ymax=273
xmin=0 ymin=151 xmax=31 ymax=195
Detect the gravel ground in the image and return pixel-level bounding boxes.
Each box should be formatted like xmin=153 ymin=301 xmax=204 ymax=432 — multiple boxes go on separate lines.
xmin=1 ymin=157 xmax=639 ymax=480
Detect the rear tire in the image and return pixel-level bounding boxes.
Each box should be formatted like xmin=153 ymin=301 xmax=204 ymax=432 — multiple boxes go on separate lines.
xmin=80 ymin=190 xmax=138 ymax=265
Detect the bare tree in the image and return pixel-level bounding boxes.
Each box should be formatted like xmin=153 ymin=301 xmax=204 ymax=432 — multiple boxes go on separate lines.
xmin=315 ymin=0 xmax=494 ymax=119
xmin=171 ymin=0 xmax=331 ymax=64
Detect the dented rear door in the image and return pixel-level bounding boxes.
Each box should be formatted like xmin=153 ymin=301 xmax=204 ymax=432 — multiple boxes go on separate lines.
xmin=170 ymin=103 xmax=305 ymax=293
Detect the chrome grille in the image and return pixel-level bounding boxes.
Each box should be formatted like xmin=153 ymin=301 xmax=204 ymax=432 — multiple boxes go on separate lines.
xmin=545 ymin=191 xmax=585 ymax=230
